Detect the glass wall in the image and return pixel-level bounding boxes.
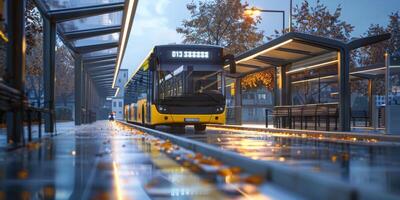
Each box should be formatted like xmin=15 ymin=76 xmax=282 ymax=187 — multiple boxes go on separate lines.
xmin=242 ymin=86 xmax=274 ymax=123
xmin=287 ymin=53 xmax=339 ymax=105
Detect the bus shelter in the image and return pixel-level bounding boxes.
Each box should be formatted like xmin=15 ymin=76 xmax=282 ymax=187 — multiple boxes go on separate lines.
xmin=226 ymin=32 xmax=391 ymax=131
xmin=1 ymin=0 xmax=137 ymax=146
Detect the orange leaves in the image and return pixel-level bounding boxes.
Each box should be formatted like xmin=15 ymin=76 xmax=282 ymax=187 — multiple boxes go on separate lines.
xmin=241 ymin=69 xmax=274 ymax=90
xmin=243 ymin=175 xmax=264 ymax=185
xmin=218 ymin=166 xmax=242 ymax=177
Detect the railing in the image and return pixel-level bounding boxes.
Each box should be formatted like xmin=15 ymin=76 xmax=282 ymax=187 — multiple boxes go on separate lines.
xmin=0 ymin=81 xmax=52 ymax=145
xmin=272 ymin=103 xmax=339 ymax=131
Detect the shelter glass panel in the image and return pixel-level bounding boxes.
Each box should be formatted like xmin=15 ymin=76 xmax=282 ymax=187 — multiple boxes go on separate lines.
xmin=82 ymin=47 xmax=117 ymax=58
xmin=73 ymin=33 xmax=119 ymax=47
xmin=43 ymin=0 xmax=124 ymax=10
xmin=58 ymin=11 xmax=122 ymax=32
xmin=289 ymin=63 xmax=339 ymax=105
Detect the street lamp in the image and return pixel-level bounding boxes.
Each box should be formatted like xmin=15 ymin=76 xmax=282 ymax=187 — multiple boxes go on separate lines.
xmin=244 ymin=0 xmax=293 ymax=33
xmin=244 ymin=7 xmax=286 ymax=33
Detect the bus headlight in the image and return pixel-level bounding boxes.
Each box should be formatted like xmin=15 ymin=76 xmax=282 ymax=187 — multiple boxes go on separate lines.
xmin=158 ymin=106 xmax=166 ymax=112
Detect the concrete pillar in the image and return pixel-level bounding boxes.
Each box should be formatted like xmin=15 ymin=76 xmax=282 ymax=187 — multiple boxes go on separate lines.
xmin=43 ymin=18 xmax=56 ymax=133
xmin=74 ymin=56 xmax=82 ymax=125
xmin=6 ymin=0 xmax=26 ymax=145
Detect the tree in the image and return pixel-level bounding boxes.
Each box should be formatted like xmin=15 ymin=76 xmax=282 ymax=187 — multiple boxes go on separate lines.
xmin=241 ymin=69 xmax=274 ymax=90
xmin=55 ymin=43 xmax=74 ymax=107
xmin=176 ymin=0 xmax=264 ymax=55
xmin=24 ymin=0 xmax=44 ymax=106
xmin=268 ymin=0 xmax=354 ymax=41
xmin=356 ymin=24 xmax=388 ymax=66
xmin=387 ymin=12 xmax=400 ymax=53
xmin=355 ymin=12 xmax=400 ymax=95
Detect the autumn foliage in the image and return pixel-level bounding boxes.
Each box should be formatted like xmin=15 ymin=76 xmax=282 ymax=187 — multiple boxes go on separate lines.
xmin=241 ymin=69 xmax=274 ymax=90
xmin=177 ymin=0 xmax=264 ymax=55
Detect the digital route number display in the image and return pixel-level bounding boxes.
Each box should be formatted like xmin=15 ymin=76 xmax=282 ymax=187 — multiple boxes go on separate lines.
xmin=171 ymin=51 xmax=210 ymax=59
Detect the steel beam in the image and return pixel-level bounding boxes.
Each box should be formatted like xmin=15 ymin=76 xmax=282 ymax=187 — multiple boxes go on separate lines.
xmin=92 ymin=75 xmax=114 ymax=81
xmin=74 ymin=56 xmax=83 ymax=125
xmin=89 ymin=69 xmax=115 ymax=76
xmin=43 ymin=18 xmax=56 ymax=133
xmin=6 ymin=0 xmax=26 ymax=145
xmin=83 ymin=54 xmax=118 ymax=63
xmin=86 ymin=64 xmax=116 ymax=72
xmin=84 ymin=59 xmax=116 ymax=68
xmin=75 ymin=42 xmax=119 ymax=54
xmin=63 ymin=25 xmax=121 ymax=40
xmin=48 ymin=2 xmax=125 ymax=22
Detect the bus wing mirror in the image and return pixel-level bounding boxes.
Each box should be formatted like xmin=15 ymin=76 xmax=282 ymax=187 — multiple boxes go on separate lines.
xmin=225 ymin=54 xmax=236 ymax=74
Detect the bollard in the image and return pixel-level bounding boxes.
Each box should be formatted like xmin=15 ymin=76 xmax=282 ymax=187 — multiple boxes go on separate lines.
xmin=265 ymin=109 xmax=268 ymax=128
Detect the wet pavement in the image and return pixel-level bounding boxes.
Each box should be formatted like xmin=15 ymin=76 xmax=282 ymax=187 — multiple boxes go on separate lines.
xmin=156 ymin=126 xmax=400 ymax=197
xmin=0 ymin=121 xmax=302 ymax=200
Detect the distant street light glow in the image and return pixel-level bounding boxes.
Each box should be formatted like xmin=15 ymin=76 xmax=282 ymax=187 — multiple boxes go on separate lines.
xmin=244 ymin=7 xmax=262 ymax=17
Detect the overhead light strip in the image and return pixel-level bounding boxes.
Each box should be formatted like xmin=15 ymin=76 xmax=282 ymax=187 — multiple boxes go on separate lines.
xmin=291 ymin=75 xmax=337 ymax=84
xmin=350 ymin=67 xmax=385 ymax=75
xmin=114 ymin=87 xmax=120 ymax=97
xmin=112 ymin=0 xmax=137 ymax=88
xmin=286 ymin=60 xmax=339 ymax=74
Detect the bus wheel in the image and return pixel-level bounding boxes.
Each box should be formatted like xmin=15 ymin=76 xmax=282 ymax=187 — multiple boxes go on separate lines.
xmin=194 ymin=124 xmax=206 ymax=132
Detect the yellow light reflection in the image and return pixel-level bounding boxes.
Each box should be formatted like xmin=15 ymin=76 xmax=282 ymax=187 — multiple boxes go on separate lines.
xmin=113 ymin=161 xmax=124 ymax=200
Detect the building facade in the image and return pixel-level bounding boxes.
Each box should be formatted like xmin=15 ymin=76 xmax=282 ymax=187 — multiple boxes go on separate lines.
xmin=112 ymin=69 xmax=128 ymax=120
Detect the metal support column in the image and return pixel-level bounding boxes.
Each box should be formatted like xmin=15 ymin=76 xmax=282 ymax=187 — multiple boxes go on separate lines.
xmin=84 ymin=72 xmax=89 ymax=123
xmin=368 ymin=79 xmax=373 ymax=126
xmin=338 ymin=50 xmax=351 ymax=131
xmin=82 ymin=72 xmax=87 ymax=123
xmin=6 ymin=0 xmax=26 ymax=145
xmin=234 ymin=78 xmax=242 ymax=125
xmin=74 ymin=56 xmax=83 ymax=125
xmin=278 ymin=66 xmax=288 ymax=106
xmin=43 ymin=18 xmax=56 ymax=133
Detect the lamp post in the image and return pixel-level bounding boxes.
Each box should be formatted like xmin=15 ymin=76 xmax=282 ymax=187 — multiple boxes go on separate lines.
xmin=244 ymin=0 xmax=293 ymax=33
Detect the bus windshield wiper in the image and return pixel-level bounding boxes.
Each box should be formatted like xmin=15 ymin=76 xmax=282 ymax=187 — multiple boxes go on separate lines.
xmin=195 ymin=92 xmax=221 ymax=104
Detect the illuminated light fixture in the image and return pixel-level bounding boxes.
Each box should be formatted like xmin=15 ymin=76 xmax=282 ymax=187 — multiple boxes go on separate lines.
xmin=113 ymin=0 xmax=138 ymax=88
xmin=286 ymin=60 xmax=339 ymax=74
xmin=224 ymin=39 xmax=294 ymax=69
xmin=0 ymin=30 xmax=8 ymax=42
xmin=114 ymin=87 xmax=120 ymax=97
xmin=291 ymin=75 xmax=337 ymax=84
xmin=350 ymin=67 xmax=385 ymax=75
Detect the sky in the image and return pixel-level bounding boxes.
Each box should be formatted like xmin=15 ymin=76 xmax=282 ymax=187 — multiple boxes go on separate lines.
xmin=120 ymin=0 xmax=400 ymax=76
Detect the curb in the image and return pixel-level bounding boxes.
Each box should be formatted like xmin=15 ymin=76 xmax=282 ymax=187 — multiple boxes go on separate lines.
xmin=209 ymin=124 xmax=400 ymax=143
xmin=117 ymin=121 xmax=399 ymax=200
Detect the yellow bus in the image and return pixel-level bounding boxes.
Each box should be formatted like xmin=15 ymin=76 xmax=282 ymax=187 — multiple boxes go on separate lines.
xmin=124 ymin=44 xmax=234 ymax=132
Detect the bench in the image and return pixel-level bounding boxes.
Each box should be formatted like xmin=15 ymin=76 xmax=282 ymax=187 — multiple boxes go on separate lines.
xmin=351 ymin=110 xmax=369 ymax=127
xmin=273 ymin=103 xmax=338 ymax=131
xmin=1 ymin=80 xmax=50 ymax=144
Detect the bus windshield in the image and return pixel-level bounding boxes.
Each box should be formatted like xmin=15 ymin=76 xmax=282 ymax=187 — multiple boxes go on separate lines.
xmin=158 ymin=64 xmax=224 ymax=106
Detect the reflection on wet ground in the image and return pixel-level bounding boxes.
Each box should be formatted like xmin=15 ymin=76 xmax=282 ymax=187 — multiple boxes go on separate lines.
xmin=0 ymin=121 xmax=301 ymax=200
xmin=167 ymin=126 xmax=400 ymax=196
